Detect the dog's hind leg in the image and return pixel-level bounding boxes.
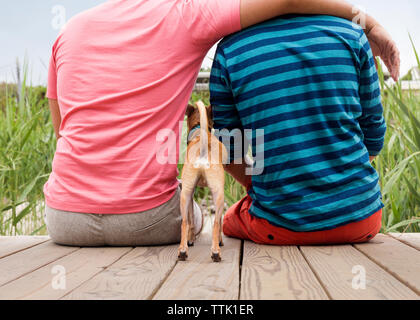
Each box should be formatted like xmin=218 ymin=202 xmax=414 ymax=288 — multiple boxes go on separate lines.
xmin=211 ymin=188 xmax=225 ymax=262
xmin=178 ymin=165 xmax=199 ymax=261
xmin=219 ymin=220 xmax=224 ymax=247
xmin=187 ymin=199 xmax=196 ymax=246
xmin=205 ymin=167 xmax=225 ymax=262
xmin=178 ymin=187 xmax=192 ymax=261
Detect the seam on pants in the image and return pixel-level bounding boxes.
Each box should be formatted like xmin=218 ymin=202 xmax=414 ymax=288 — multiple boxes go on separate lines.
xmin=132 ymin=211 xmax=176 ymax=233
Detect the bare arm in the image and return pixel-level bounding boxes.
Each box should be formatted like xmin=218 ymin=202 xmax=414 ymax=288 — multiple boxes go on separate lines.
xmin=48 ymin=99 xmax=61 ymax=140
xmin=240 ymin=0 xmax=400 ymax=80
xmin=224 ymin=160 xmax=252 ymax=189
xmin=241 ymin=0 xmax=364 ymax=29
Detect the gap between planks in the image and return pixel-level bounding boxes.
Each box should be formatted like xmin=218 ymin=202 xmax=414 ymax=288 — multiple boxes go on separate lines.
xmin=0 ymin=236 xmax=50 ymax=259
xmin=354 ymin=234 xmax=420 ymax=296
xmin=0 ymin=241 xmax=80 ymax=288
xmin=388 ymin=233 xmax=420 ymax=251
xmin=300 ymin=241 xmax=418 ymax=300
xmin=240 ymin=241 xmax=329 ymax=300
xmin=153 ymin=217 xmax=241 ymax=300
xmin=0 ymin=246 xmax=134 ymax=300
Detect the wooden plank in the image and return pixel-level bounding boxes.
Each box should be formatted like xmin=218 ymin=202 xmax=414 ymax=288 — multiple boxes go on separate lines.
xmin=62 ymin=245 xmax=178 ymax=300
xmin=389 ymin=233 xmax=420 ymax=251
xmin=0 ymin=241 xmax=78 ymax=287
xmin=153 ymin=218 xmax=241 ymax=300
xmin=300 ymin=244 xmax=418 ymax=300
xmin=0 ymin=236 xmax=50 ymax=259
xmin=355 ymin=234 xmax=420 ymax=295
xmin=240 ymin=241 xmax=329 ymax=300
xmin=0 ymin=247 xmax=132 ymax=300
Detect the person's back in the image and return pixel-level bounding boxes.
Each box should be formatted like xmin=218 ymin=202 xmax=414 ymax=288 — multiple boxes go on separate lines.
xmin=45 ymin=0 xmax=240 ymax=214
xmin=210 ymin=15 xmax=386 ymax=233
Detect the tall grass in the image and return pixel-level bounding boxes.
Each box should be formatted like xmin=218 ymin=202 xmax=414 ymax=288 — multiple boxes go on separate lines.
xmin=374 ymin=41 xmax=420 ymax=232
xmin=1 ymin=44 xmax=420 ymax=235
xmin=0 ymin=65 xmax=56 ymax=235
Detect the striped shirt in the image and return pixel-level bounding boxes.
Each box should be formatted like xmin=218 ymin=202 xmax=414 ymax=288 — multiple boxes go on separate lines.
xmin=209 ymin=15 xmax=386 ymax=232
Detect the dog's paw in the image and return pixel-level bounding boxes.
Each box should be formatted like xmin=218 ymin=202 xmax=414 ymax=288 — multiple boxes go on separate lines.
xmin=188 ymin=241 xmax=194 ymax=247
xmin=211 ymin=252 xmax=222 ymax=262
xmin=219 ymin=240 xmax=224 ymax=247
xmin=178 ymin=251 xmax=188 ymax=261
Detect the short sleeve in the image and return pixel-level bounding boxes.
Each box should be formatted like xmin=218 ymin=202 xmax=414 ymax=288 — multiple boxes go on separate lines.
xmin=46 ymin=49 xmax=58 ymax=100
xmin=178 ymin=0 xmax=241 ymax=47
xmin=210 ymin=45 xmax=248 ymax=162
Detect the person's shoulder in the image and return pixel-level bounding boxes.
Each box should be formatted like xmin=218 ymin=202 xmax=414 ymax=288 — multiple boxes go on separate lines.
xmin=216 ymin=17 xmax=281 ymax=55
xmin=217 ymin=30 xmax=243 ymax=52
xmin=314 ymin=15 xmax=365 ymax=38
xmin=58 ymin=2 xmax=107 ymax=36
xmin=291 ymin=15 xmax=364 ymax=36
xmin=218 ymin=14 xmax=365 ymax=49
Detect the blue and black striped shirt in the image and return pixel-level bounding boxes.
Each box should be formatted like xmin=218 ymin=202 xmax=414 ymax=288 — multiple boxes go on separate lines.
xmin=210 ymin=15 xmax=386 ymax=232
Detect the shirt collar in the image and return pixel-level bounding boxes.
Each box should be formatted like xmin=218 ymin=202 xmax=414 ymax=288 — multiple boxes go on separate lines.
xmin=187 ymin=125 xmax=200 ymax=143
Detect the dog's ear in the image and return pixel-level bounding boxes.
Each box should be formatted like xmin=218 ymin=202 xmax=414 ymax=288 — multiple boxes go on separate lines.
xmin=185 ymin=104 xmax=195 ymax=117
xmin=207 ymin=105 xmax=214 ymax=128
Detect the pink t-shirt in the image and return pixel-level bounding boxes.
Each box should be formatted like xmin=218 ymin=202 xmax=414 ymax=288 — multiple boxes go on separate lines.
xmin=45 ymin=0 xmax=241 ymax=214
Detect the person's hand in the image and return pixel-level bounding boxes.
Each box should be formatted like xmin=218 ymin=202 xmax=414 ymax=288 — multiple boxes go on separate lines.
xmin=365 ymin=23 xmax=400 ymax=81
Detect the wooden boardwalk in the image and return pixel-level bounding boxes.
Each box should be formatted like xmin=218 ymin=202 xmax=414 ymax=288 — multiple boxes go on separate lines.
xmin=0 ymin=218 xmax=419 ymax=300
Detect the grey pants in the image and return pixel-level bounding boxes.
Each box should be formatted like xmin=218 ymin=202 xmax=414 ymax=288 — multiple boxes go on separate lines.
xmin=45 ymin=187 xmax=202 ymax=246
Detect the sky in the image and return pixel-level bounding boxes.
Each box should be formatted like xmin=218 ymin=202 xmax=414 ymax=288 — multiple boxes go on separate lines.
xmin=0 ymin=0 xmax=419 ymax=85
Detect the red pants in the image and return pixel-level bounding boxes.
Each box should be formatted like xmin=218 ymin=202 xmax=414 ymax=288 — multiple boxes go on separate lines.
xmin=223 ymin=195 xmax=382 ymax=245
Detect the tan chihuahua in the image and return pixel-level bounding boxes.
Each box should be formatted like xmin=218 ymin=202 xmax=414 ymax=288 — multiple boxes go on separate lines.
xmin=178 ymin=100 xmax=228 ymax=262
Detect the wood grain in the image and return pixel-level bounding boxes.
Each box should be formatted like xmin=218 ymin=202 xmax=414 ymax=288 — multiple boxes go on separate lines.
xmin=1 ymin=232 xmax=419 ymax=300
xmin=389 ymin=233 xmax=420 ymax=251
xmin=300 ymin=244 xmax=418 ymax=300
xmin=62 ymin=245 xmax=178 ymax=300
xmin=0 ymin=247 xmax=131 ymax=300
xmin=355 ymin=234 xmax=420 ymax=295
xmin=0 ymin=236 xmax=49 ymax=259
xmin=153 ymin=218 xmax=241 ymax=300
xmin=0 ymin=241 xmax=78 ymax=287
xmin=240 ymin=241 xmax=329 ymax=300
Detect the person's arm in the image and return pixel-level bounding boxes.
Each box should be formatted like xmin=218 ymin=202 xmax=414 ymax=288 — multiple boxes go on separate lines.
xmin=210 ymin=46 xmax=252 ymax=188
xmin=358 ymin=31 xmax=386 ymax=161
xmin=224 ymin=161 xmax=252 ymax=189
xmin=46 ymin=48 xmax=60 ymax=140
xmin=240 ymin=0 xmax=400 ymax=80
xmin=241 ymin=0 xmax=366 ymax=29
xmin=48 ymin=99 xmax=61 ymax=140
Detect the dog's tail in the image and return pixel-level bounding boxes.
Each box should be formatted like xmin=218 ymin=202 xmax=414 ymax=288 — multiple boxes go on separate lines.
xmin=194 ymin=100 xmax=210 ymax=169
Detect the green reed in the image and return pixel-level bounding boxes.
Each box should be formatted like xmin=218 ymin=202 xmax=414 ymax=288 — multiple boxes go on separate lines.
xmin=0 ymin=65 xmax=55 ymax=235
